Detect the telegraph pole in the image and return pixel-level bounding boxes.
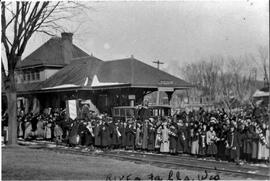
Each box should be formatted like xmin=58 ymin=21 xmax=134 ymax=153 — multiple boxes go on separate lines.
xmin=153 ymin=60 xmax=164 ymax=105
xmin=153 ymin=60 xmax=164 ymax=70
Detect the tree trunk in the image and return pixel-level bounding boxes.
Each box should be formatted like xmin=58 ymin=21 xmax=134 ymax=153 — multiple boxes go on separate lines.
xmin=5 ymin=68 xmax=18 ymax=146
xmin=6 ymin=90 xmax=17 ymax=146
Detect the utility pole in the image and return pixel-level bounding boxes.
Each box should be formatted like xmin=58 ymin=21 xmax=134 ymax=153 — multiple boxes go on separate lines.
xmin=153 ymin=60 xmax=164 ymax=70
xmin=153 ymin=60 xmax=164 ymax=105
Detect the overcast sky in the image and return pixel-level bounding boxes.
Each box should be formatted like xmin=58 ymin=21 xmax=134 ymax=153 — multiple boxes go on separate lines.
xmin=23 ymin=0 xmax=269 ymax=78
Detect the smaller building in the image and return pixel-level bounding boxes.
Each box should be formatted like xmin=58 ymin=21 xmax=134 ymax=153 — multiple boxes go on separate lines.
xmin=253 ymin=87 xmax=270 ymax=107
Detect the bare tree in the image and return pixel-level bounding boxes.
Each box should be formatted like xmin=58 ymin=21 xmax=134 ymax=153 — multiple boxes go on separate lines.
xmin=258 ymin=45 xmax=269 ymax=87
xmin=1 ymin=1 xmax=89 ymax=145
xmin=182 ymin=54 xmax=258 ymax=110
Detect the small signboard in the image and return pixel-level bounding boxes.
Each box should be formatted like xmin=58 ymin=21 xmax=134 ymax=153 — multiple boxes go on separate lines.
xmin=159 ymin=80 xmax=174 ymax=85
xmin=128 ymin=95 xmax=136 ymax=100
xmin=158 ymin=87 xmax=174 ymax=92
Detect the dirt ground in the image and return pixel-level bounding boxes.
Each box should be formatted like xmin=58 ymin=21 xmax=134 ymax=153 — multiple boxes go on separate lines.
xmin=2 ymin=146 xmax=246 ymax=180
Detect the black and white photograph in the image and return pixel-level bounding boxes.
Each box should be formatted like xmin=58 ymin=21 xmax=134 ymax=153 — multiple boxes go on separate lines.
xmin=1 ymin=0 xmax=269 ymax=180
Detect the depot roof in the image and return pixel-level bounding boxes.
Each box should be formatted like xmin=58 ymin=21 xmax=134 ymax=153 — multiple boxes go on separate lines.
xmin=37 ymin=56 xmax=192 ymax=91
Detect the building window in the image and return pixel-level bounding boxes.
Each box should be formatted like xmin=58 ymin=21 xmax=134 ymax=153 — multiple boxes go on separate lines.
xmin=31 ymin=72 xmax=35 ymax=80
xmin=27 ymin=72 xmax=31 ymax=81
xmin=36 ymin=71 xmax=40 ymax=80
xmin=23 ymin=73 xmax=26 ymax=81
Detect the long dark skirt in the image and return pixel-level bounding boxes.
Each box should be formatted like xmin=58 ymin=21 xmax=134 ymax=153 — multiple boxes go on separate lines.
xmin=207 ymin=143 xmax=217 ymax=155
xmin=84 ymin=133 xmax=94 ymax=146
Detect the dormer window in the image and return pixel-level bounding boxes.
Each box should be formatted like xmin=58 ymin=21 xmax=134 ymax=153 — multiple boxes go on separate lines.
xmin=21 ymin=70 xmax=41 ymax=82
xmin=36 ymin=71 xmax=40 ymax=80
xmin=31 ymin=72 xmax=35 ymax=80
xmin=23 ymin=74 xmax=26 ymax=81
xmin=27 ymin=72 xmax=31 ymax=81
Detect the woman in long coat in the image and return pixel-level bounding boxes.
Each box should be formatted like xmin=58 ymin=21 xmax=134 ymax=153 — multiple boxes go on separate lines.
xmin=226 ymin=125 xmax=241 ymax=164
xmin=17 ymin=115 xmax=24 ymax=138
xmin=36 ymin=118 xmax=45 ymax=139
xmin=44 ymin=121 xmax=52 ymax=141
xmin=154 ymin=125 xmax=162 ymax=151
xmin=257 ymin=123 xmax=269 ymax=161
xmin=177 ymin=122 xmax=187 ymax=153
xmin=54 ymin=124 xmax=63 ymax=145
xmin=191 ymin=127 xmax=199 ymax=156
xmin=84 ymin=121 xmax=95 ymax=147
xmin=160 ymin=122 xmax=169 ymax=153
xmin=243 ymin=124 xmax=253 ymax=162
xmin=142 ymin=120 xmax=149 ymax=150
xmin=101 ymin=122 xmax=111 ymax=148
xmin=169 ymin=124 xmax=178 ymax=154
xmin=126 ymin=122 xmax=136 ymax=150
xmin=135 ymin=123 xmax=143 ymax=149
xmin=206 ymin=125 xmax=218 ymax=156
xmin=94 ymin=121 xmax=102 ymax=147
xmin=198 ymin=125 xmax=207 ymax=157
xmin=111 ymin=123 xmax=121 ymax=149
xmin=251 ymin=123 xmax=259 ymax=162
xmin=148 ymin=123 xmax=156 ymax=151
xmin=69 ymin=121 xmax=80 ymax=146
xmin=24 ymin=118 xmax=33 ymax=140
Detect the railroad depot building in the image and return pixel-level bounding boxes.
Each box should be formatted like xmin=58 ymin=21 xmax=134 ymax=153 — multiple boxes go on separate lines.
xmin=6 ymin=33 xmax=191 ymax=115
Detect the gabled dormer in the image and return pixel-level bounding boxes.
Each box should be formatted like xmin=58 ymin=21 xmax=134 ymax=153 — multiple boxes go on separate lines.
xmin=15 ymin=33 xmax=89 ymax=84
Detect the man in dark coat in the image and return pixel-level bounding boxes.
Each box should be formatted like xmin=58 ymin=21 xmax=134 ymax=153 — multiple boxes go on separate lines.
xmin=111 ymin=122 xmax=121 ymax=149
xmin=148 ymin=123 xmax=156 ymax=151
xmin=216 ymin=123 xmax=228 ymax=160
xmin=101 ymin=121 xmax=111 ymax=149
xmin=226 ymin=125 xmax=242 ymax=164
xmin=177 ymin=120 xmax=188 ymax=154
xmin=78 ymin=120 xmax=87 ymax=146
xmin=126 ymin=121 xmax=136 ymax=150
xmin=94 ymin=120 xmax=102 ymax=147
xmin=142 ymin=120 xmax=149 ymax=150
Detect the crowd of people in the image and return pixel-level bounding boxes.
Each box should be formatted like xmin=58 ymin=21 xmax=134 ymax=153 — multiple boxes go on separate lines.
xmin=2 ymin=102 xmax=270 ymax=165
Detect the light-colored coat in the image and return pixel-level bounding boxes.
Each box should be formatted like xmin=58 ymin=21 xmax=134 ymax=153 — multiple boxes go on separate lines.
xmin=160 ymin=126 xmax=169 ymax=153
xmin=258 ymin=129 xmax=269 ymax=160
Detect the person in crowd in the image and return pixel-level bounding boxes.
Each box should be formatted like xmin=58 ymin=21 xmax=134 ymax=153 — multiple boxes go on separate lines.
xmin=14 ymin=104 xmax=269 ymax=166
xmin=257 ymin=122 xmax=269 ymax=163
xmin=84 ymin=121 xmax=95 ymax=150
xmin=147 ymin=122 xmax=156 ymax=152
xmin=111 ymin=121 xmax=121 ymax=149
xmin=226 ymin=124 xmax=242 ymax=164
xmin=135 ymin=123 xmax=143 ymax=150
xmin=100 ymin=120 xmax=111 ymax=150
xmin=44 ymin=118 xmax=53 ymax=141
xmin=154 ymin=122 xmax=162 ymax=152
xmin=54 ymin=124 xmax=63 ymax=145
xmin=119 ymin=121 xmax=127 ymax=149
xmin=177 ymin=119 xmax=187 ymax=154
xmin=142 ymin=120 xmax=149 ymax=151
xmin=126 ymin=120 xmax=136 ymax=150
xmin=94 ymin=120 xmax=102 ymax=148
xmin=168 ymin=123 xmax=178 ymax=154
xmin=251 ymin=122 xmax=260 ymax=163
xmin=69 ymin=120 xmax=80 ymax=147
xmin=206 ymin=125 xmax=218 ymax=158
xmin=191 ymin=123 xmax=199 ymax=156
xmin=160 ymin=121 xmax=169 ymax=153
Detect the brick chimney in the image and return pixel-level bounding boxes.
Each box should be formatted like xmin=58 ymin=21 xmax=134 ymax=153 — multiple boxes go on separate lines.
xmin=61 ymin=32 xmax=73 ymax=64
